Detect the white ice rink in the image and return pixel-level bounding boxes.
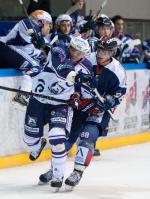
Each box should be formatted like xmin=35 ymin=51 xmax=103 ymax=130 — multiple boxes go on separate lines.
xmin=0 ymin=142 xmax=150 ymax=199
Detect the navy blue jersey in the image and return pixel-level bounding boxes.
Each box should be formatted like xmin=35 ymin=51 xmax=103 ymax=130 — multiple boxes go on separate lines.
xmin=94 ymin=58 xmax=127 ymax=107
xmin=50 ymin=32 xmax=72 ymax=48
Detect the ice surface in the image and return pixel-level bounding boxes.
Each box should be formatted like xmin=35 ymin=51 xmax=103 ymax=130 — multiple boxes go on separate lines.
xmin=0 ymin=142 xmax=150 ymax=199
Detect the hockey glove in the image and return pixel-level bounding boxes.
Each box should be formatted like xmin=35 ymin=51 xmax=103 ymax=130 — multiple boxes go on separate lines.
xmin=79 ymin=98 xmax=104 ymax=115
xmin=69 ymin=92 xmax=80 ymax=109
xmin=31 ymin=33 xmax=46 ymax=49
xmin=103 ymin=95 xmax=116 ymax=110
xmin=75 ymin=72 xmax=96 ymax=89
xmin=80 ymin=21 xmax=96 ymax=34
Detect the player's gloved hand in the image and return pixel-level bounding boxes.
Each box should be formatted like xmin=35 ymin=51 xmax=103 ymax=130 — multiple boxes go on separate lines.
xmin=75 ymin=72 xmax=96 ymax=88
xmin=75 ymin=73 xmax=90 ymax=84
xmin=103 ymin=95 xmax=116 ymax=110
xmin=78 ymin=98 xmax=104 ymax=115
xmin=69 ymin=92 xmax=80 ymax=109
xmin=31 ymin=33 xmax=46 ymax=49
xmin=80 ymin=21 xmax=96 ymax=33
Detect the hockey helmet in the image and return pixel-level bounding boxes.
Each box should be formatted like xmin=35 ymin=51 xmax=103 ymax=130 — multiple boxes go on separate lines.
xmin=96 ymin=15 xmax=114 ymax=30
xmin=30 ymin=10 xmax=52 ymax=24
xmin=70 ymin=36 xmax=90 ymax=54
xmin=96 ymin=36 xmax=118 ymax=51
xmin=55 ymin=14 xmax=73 ymax=26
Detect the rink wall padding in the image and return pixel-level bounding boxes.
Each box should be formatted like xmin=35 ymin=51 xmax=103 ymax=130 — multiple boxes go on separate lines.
xmin=0 ymin=65 xmax=149 ymax=169
xmin=0 ymin=132 xmax=150 ymax=169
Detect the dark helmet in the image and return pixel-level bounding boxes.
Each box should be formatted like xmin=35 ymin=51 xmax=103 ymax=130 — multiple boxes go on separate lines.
xmin=96 ymin=16 xmax=113 ymax=28
xmin=96 ymin=36 xmax=118 ymax=51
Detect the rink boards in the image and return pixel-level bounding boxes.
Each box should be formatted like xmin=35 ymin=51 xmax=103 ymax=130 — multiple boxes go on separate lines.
xmin=0 ymin=64 xmax=149 ymax=169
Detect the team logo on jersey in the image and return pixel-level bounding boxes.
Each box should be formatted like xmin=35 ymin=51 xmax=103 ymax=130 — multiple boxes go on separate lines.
xmin=35 ymin=79 xmax=45 ymax=93
xmin=53 ymin=47 xmax=66 ymax=62
xmin=49 ymin=82 xmax=65 ymax=95
xmin=27 ymin=116 xmax=37 ymax=127
xmin=51 ymin=110 xmax=55 ymax=116
xmin=57 ymin=63 xmax=73 ymax=71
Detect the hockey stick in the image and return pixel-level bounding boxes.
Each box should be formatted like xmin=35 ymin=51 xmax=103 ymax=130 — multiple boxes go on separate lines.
xmin=65 ymin=4 xmax=78 ymax=15
xmin=50 ymin=35 xmax=58 ymax=45
xmin=92 ymin=0 xmax=108 ymax=21
xmin=18 ymin=0 xmax=40 ymax=39
xmin=92 ymin=88 xmax=117 ymax=122
xmin=81 ymin=84 xmax=117 ymax=122
xmin=0 ymin=85 xmax=68 ymax=104
xmin=84 ymin=0 xmax=108 ymax=38
xmin=0 ymin=84 xmax=117 ymax=121
xmin=119 ymin=39 xmax=141 ymax=62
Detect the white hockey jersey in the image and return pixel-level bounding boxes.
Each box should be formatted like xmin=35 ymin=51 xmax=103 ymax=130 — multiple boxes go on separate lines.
xmin=32 ymin=47 xmax=94 ymax=105
xmin=0 ymin=18 xmax=47 ymax=64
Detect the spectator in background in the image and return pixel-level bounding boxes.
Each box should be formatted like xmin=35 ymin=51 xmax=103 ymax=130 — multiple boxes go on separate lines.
xmin=27 ymin=0 xmax=50 ymax=14
xmin=70 ymin=0 xmax=86 ymax=27
xmin=142 ymin=39 xmax=150 ymax=68
xmin=49 ymin=14 xmax=74 ymax=48
xmin=112 ymin=15 xmax=140 ymax=63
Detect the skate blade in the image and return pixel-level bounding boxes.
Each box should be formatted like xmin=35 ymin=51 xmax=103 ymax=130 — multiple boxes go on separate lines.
xmin=93 ymin=156 xmax=101 ymax=161
xmin=38 ymin=180 xmax=49 ymax=186
xmin=50 ymin=186 xmax=60 ymax=193
xmin=65 ymin=185 xmax=74 ymax=192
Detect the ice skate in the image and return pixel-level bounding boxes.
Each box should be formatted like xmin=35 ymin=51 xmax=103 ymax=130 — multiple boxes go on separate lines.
xmin=65 ymin=170 xmax=83 ymax=191
xmin=13 ymin=93 xmax=29 ymax=106
xmin=38 ymin=169 xmax=53 ymax=185
xmin=50 ymin=177 xmax=63 ymax=193
xmin=29 ymin=138 xmax=47 ymax=161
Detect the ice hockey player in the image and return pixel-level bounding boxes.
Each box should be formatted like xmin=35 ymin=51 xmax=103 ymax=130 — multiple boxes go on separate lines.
xmin=64 ymin=37 xmax=127 ymax=191
xmin=142 ymin=39 xmax=150 ymax=67
xmin=23 ymin=45 xmax=75 ymax=192
xmin=87 ymin=15 xmax=114 ymax=156
xmin=89 ymin=15 xmax=114 ymax=52
xmin=112 ymin=15 xmax=140 ymax=63
xmin=50 ymin=14 xmax=75 ymax=48
xmin=24 ymin=36 xmax=92 ymax=192
xmin=70 ymin=0 xmax=86 ymax=28
xmin=0 ymin=10 xmax=53 ymax=106
xmin=38 ymin=36 xmax=94 ymax=186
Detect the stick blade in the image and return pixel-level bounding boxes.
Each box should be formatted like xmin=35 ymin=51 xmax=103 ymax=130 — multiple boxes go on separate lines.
xmin=101 ymin=0 xmax=108 ymax=9
xmin=65 ymin=4 xmax=78 ymax=15
xmin=128 ymin=39 xmax=141 ymax=47
xmin=18 ymin=0 xmax=23 ymax=5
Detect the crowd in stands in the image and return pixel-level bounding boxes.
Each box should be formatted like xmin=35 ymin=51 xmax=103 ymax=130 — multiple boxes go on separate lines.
xmin=0 ymin=0 xmax=150 ymax=68
xmin=26 ymin=0 xmax=150 ymax=68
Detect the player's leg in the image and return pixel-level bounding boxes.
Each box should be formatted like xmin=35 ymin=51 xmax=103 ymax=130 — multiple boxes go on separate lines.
xmin=23 ymin=98 xmax=47 ymax=161
xmin=39 ymin=110 xmax=87 ymax=185
xmin=65 ymin=110 xmax=87 ymax=151
xmin=65 ymin=123 xmax=99 ymax=190
xmin=94 ymin=111 xmax=111 ymax=156
xmin=48 ymin=105 xmax=73 ymax=191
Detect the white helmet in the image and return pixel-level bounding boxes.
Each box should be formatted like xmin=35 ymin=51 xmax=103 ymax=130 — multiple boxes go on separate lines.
xmin=70 ymin=36 xmax=90 ymax=54
xmin=30 ymin=10 xmax=52 ymax=24
xmin=55 ymin=14 xmax=73 ymax=26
